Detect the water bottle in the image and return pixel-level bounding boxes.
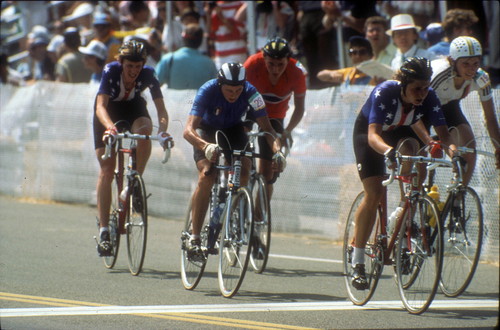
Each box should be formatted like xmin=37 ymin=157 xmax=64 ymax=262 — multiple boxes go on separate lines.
xmin=119 ymin=186 xmax=128 ymax=203
xmin=388 ymin=206 xmax=404 ymax=234
xmin=207 ymin=202 xmax=224 ymax=251
xmin=427 ymin=185 xmax=444 ymax=227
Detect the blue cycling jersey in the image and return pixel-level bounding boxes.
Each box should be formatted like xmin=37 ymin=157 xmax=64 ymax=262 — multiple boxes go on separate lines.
xmin=361 ymin=80 xmax=446 ymax=131
xmin=190 ymin=79 xmax=268 ymax=129
xmin=98 ymin=61 xmax=163 ymax=101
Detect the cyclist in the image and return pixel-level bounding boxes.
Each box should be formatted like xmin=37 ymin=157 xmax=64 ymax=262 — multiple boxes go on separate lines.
xmin=243 ymin=37 xmax=307 ymax=199
xmin=94 ymin=40 xmax=172 ymax=256
xmin=351 ymin=57 xmax=456 ymax=290
xmin=183 ymin=62 xmax=285 ymax=258
xmin=430 ymin=36 xmax=500 ymax=178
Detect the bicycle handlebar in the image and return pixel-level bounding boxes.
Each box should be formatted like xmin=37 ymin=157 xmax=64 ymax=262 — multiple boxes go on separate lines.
xmin=456 ymin=146 xmax=495 ymax=158
xmin=102 ymin=132 xmax=173 ymax=163
xmin=382 ymin=154 xmax=453 ymax=186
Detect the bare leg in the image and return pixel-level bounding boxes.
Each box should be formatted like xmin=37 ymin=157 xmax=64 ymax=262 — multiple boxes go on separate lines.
xmin=353 ymin=176 xmax=384 ymax=249
xmin=132 ymin=117 xmax=153 ymax=174
xmin=96 ymin=148 xmax=116 ymax=229
xmin=191 ymin=159 xmax=215 ymax=236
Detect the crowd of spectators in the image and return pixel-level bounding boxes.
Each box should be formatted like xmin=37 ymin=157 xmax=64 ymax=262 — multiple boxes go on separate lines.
xmin=1 ymin=1 xmax=498 ymax=88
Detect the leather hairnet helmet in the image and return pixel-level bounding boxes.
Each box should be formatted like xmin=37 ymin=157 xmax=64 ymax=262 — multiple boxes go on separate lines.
xmin=449 ymin=36 xmax=482 ymax=61
xmin=217 ymin=62 xmax=246 ymax=86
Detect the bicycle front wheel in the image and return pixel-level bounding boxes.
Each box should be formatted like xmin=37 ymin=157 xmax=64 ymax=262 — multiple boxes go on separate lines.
xmin=396 ymin=195 xmax=443 ymax=315
xmin=250 ymin=174 xmax=271 ymax=274
xmin=103 ymin=180 xmax=121 ymax=269
xmin=180 ymin=200 xmax=208 ymax=290
xmin=440 ymin=187 xmax=483 ymax=297
xmin=126 ymin=174 xmax=148 ymax=276
xmin=218 ymin=187 xmax=254 ymax=298
xmin=343 ymin=191 xmax=383 ymax=306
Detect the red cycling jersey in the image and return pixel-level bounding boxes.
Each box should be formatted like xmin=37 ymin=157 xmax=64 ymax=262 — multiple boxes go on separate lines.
xmin=244 ymin=52 xmax=307 ymax=119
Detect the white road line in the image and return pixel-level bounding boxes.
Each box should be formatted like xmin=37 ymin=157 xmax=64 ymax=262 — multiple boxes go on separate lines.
xmin=1 ymin=300 xmax=498 ymax=317
xmin=270 ymin=254 xmax=342 ymax=264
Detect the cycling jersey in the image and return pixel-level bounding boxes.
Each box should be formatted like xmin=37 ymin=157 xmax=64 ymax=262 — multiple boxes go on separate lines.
xmin=190 ymin=79 xmax=267 ymax=129
xmin=360 ymin=80 xmax=446 ymax=131
xmin=244 ymin=52 xmax=307 ymax=119
xmin=98 ymin=61 xmax=163 ymax=101
xmin=430 ymin=58 xmax=492 ymax=105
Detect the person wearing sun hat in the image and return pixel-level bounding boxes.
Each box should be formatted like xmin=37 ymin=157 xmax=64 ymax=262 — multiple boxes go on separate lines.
xmin=388 ymin=14 xmax=434 ymax=71
xmin=79 ymin=40 xmax=108 ymax=83
xmin=91 ymin=12 xmax=121 ymax=64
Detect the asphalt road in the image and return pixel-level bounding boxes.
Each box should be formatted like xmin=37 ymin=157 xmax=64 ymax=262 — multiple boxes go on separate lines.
xmin=0 ymin=195 xmax=498 ymax=329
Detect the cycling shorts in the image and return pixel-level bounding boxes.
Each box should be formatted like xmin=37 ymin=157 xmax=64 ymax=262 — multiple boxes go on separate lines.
xmin=353 ymin=112 xmax=422 ymax=180
xmin=441 ymin=100 xmax=469 ymax=129
xmin=93 ymin=97 xmax=151 ymax=149
xmin=257 ymin=119 xmax=284 ymax=161
xmin=193 ymin=123 xmax=249 ymax=163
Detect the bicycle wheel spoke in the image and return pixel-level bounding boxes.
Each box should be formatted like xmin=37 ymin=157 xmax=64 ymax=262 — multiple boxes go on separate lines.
xmin=218 ymin=188 xmax=253 ymax=298
xmin=440 ymin=187 xmax=483 ymax=297
xmin=126 ymin=175 xmax=148 ymax=276
xmin=250 ymin=174 xmax=271 ymax=274
xmin=343 ymin=192 xmax=382 ymax=306
xmin=396 ymin=196 xmax=442 ymax=314
xmin=103 ymin=182 xmax=120 ymax=269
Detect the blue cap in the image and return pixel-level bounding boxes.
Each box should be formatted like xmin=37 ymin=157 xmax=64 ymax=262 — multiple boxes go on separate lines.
xmin=93 ymin=12 xmax=110 ymax=26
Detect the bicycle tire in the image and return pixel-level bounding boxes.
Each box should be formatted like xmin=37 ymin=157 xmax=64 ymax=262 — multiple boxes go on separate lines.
xmin=103 ymin=180 xmax=120 ymax=269
xmin=343 ymin=191 xmax=383 ymax=306
xmin=250 ymin=174 xmax=271 ymax=274
xmin=440 ymin=186 xmax=483 ymax=297
xmin=218 ymin=187 xmax=254 ymax=298
xmin=126 ymin=174 xmax=148 ymax=276
xmin=180 ymin=200 xmax=209 ymax=290
xmin=396 ymin=195 xmax=443 ymax=315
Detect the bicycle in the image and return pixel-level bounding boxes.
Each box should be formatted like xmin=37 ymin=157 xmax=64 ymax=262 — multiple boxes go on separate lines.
xmin=343 ymin=150 xmax=447 ymax=314
xmin=96 ymin=125 xmax=172 ymax=276
xmin=426 ymin=144 xmax=495 ymax=297
xmin=180 ymin=131 xmax=255 ymax=298
xmin=246 ymin=119 xmax=292 ymax=274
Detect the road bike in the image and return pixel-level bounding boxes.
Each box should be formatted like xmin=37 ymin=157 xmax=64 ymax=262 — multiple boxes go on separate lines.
xmin=181 ymin=131 xmax=255 ymax=297
xmin=343 ymin=149 xmax=446 ymax=314
xmin=96 ymin=125 xmax=172 ymax=275
xmin=426 ymin=144 xmax=495 ymax=297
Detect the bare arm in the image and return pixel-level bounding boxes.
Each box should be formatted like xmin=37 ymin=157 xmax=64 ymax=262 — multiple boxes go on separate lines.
xmin=285 ymin=94 xmax=305 ymax=133
xmin=256 ymin=116 xmax=281 ymax=153
xmin=481 ymin=98 xmax=500 ymax=149
xmin=95 ymin=94 xmax=114 ymax=129
xmin=153 ymin=97 xmax=169 ymax=133
xmin=367 ymin=123 xmax=391 ymax=154
xmin=183 ymin=115 xmax=207 ymax=151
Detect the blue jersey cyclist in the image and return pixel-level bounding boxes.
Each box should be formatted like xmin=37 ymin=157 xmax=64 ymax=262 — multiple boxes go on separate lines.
xmin=351 ymin=57 xmax=456 ymax=290
xmin=183 ymin=62 xmax=284 ymax=257
xmin=93 ymin=40 xmax=172 ymax=257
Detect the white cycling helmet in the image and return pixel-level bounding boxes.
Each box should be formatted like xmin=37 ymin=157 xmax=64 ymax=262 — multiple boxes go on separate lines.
xmin=449 ymin=36 xmax=482 ymax=60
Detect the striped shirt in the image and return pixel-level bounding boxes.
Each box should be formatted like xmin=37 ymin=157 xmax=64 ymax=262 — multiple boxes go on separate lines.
xmin=430 ymin=58 xmax=492 ymax=106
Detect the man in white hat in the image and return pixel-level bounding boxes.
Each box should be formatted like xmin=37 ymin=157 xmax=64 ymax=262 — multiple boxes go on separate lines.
xmin=388 ymin=14 xmax=434 ymax=71
xmin=79 ymin=40 xmax=108 ymax=83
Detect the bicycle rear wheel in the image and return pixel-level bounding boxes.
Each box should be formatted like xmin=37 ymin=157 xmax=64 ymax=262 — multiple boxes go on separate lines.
xmin=343 ymin=191 xmax=383 ymax=305
xmin=180 ymin=200 xmax=208 ymax=290
xmin=218 ymin=187 xmax=254 ymax=298
xmin=440 ymin=187 xmax=483 ymax=297
xmin=396 ymin=195 xmax=443 ymax=314
xmin=126 ymin=174 xmax=148 ymax=276
xmin=250 ymin=174 xmax=271 ymax=274
xmin=103 ymin=180 xmax=121 ymax=268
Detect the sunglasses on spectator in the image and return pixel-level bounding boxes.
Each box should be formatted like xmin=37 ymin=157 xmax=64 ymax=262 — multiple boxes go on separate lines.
xmin=349 ymin=49 xmax=369 ymax=56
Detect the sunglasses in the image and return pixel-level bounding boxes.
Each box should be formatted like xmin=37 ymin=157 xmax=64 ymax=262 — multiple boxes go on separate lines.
xmin=349 ymin=49 xmax=369 ymax=56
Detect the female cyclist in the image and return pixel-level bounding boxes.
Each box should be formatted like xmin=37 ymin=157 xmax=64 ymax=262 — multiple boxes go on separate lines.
xmin=351 ymin=57 xmax=456 ymax=289
xmin=93 ymin=40 xmax=172 ymax=256
xmin=430 ymin=36 xmax=500 ymax=181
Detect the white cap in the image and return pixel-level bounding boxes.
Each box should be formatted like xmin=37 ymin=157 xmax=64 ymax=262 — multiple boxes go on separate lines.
xmin=62 ymin=3 xmax=94 ymax=22
xmin=386 ymin=14 xmax=421 ymax=36
xmin=79 ymin=40 xmax=108 ymax=60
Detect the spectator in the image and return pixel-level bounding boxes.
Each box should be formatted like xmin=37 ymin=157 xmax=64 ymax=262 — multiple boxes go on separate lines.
xmin=55 ymin=27 xmax=92 ymax=83
xmin=421 ymin=23 xmax=445 ymax=48
xmin=428 ymin=9 xmax=478 ymax=57
xmin=125 ymin=0 xmax=150 ymax=30
xmin=156 ymin=24 xmax=217 ymax=89
xmin=0 ymin=53 xmax=24 ymax=86
xmin=364 ymin=16 xmax=397 ymax=67
xmin=388 ymin=14 xmax=434 ymax=71
xmin=162 ymin=3 xmax=200 ymax=54
xmin=91 ymin=12 xmax=121 ymax=64
xmin=317 ymin=36 xmax=377 ymax=87
xmin=46 ymin=20 xmax=66 ymax=66
xmin=381 ymin=1 xmax=438 ymax=31
xmin=79 ymin=40 xmax=108 ymax=84
xmin=16 ymin=27 xmax=55 ymax=83
xmin=61 ymin=2 xmax=95 ymax=45
xmin=206 ymin=1 xmax=247 ymax=69
xmin=483 ymin=0 xmax=500 ymax=86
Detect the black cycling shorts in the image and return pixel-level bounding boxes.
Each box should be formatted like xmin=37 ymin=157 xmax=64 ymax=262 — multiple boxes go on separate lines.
xmin=93 ymin=97 xmax=151 ymax=149
xmin=193 ymin=123 xmax=249 ymax=163
xmin=353 ymin=112 xmax=422 ymax=180
xmin=441 ymin=100 xmax=469 ymax=129
xmin=257 ymin=118 xmax=284 ymax=161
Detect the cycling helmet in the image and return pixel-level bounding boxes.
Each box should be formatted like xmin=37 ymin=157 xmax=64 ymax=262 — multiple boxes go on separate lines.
xmin=449 ymin=36 xmax=482 ymax=60
xmin=262 ymin=37 xmax=291 ymax=59
xmin=118 ymin=40 xmax=148 ymax=62
xmin=217 ymin=62 xmax=246 ymax=86
xmin=399 ymin=56 xmax=433 ymax=84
